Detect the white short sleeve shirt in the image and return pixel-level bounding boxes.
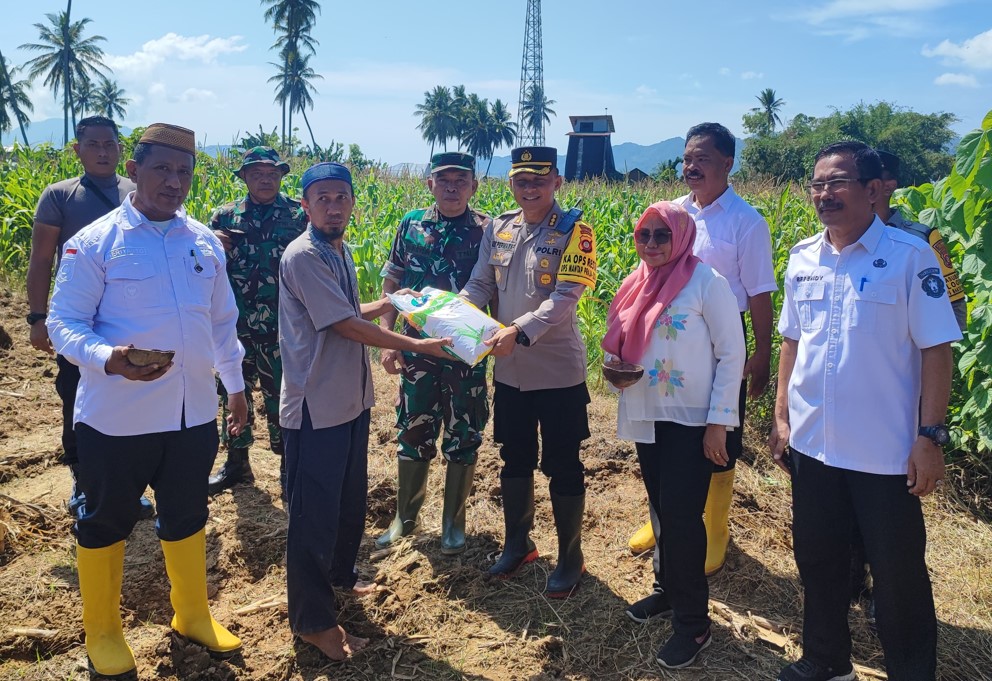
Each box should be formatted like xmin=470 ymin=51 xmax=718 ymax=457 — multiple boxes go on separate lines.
xmin=676 ymin=186 xmax=777 ymax=312
xmin=778 ymin=218 xmax=962 ymax=474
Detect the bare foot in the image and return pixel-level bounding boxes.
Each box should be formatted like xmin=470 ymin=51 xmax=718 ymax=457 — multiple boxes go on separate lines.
xmin=299 ymin=626 xmax=353 ymax=662
xmin=350 ymin=580 xmax=379 ymax=596
xmin=345 ymin=631 xmax=369 ymax=653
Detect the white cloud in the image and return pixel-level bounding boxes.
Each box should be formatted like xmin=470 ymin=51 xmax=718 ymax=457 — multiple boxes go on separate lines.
xmin=147 ymin=83 xmax=167 ymax=98
xmin=800 ymin=0 xmax=953 ymax=24
xmin=785 ymin=0 xmax=953 ymax=40
xmin=718 ymin=67 xmax=732 ymax=77
xmin=635 ymin=84 xmax=657 ymax=97
xmin=105 ymin=33 xmax=247 ymax=76
xmin=180 ymin=88 xmax=217 ymax=103
xmin=923 ymin=29 xmax=992 ymax=70
xmin=934 ymin=72 xmax=980 ymax=88
xmin=740 ymin=71 xmax=764 ymax=80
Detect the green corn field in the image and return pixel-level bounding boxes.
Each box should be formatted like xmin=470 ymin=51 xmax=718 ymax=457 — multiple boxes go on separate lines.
xmin=2 ymin=110 xmax=990 ymax=488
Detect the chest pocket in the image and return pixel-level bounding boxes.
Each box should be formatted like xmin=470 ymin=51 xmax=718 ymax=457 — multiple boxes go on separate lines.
xmin=186 ymin=246 xmax=219 ymax=308
xmin=488 ymin=243 xmax=515 ymax=292
xmin=795 ymin=282 xmax=826 ymax=332
xmin=104 ymin=258 xmax=163 ymax=312
xmin=848 ymin=282 xmax=896 ymax=332
xmin=530 ymin=245 xmax=559 ymax=293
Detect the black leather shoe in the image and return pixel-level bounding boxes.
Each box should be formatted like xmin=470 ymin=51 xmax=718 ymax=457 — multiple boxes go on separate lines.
xmin=208 ymin=448 xmax=254 ymax=495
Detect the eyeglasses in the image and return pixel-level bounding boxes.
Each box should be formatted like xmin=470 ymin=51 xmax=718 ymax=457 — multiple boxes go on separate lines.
xmin=807 ymin=178 xmax=865 ymax=194
xmin=433 ymin=178 xmax=471 ymax=190
xmin=634 ymin=229 xmax=673 ymax=245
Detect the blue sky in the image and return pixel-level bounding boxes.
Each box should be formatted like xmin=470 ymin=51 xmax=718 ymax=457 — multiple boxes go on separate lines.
xmin=1 ymin=1 xmax=990 ymax=164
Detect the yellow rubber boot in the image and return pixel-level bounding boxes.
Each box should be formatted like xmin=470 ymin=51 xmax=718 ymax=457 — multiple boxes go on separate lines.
xmin=76 ymin=541 xmax=137 ymax=677
xmin=161 ymin=529 xmax=241 ymax=656
xmin=704 ymin=469 xmax=736 ymax=576
xmin=628 ymin=519 xmax=656 ymax=553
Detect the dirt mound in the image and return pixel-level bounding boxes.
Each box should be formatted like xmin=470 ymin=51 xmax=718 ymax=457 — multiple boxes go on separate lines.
xmin=1 ymin=289 xmax=990 ymax=681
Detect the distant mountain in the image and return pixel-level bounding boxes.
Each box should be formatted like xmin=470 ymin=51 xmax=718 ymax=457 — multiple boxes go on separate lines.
xmin=1 ymin=118 xmax=132 ymax=146
xmin=474 ymin=137 xmax=744 ymax=178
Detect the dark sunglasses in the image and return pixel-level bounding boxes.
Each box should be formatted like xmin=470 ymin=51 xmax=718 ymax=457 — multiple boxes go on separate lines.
xmin=634 ymin=229 xmax=673 ymax=245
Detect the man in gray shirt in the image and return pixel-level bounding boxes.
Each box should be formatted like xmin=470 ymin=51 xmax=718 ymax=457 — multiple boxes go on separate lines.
xmin=278 ymin=162 xmax=450 ymax=662
xmin=25 ymin=115 xmax=152 ymax=518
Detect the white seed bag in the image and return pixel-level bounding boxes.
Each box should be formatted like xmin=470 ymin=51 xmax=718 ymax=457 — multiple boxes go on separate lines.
xmin=387 ymin=287 xmax=503 ymax=366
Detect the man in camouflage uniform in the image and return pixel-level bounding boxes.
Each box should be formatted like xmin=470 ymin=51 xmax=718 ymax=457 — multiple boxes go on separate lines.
xmin=375 ymin=152 xmax=492 ymax=555
xmin=208 ymin=147 xmax=307 ymax=495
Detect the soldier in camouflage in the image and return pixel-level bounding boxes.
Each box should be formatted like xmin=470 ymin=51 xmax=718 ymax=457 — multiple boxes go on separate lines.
xmin=375 ymin=152 xmax=493 ymax=555
xmin=208 ymin=147 xmax=307 ymax=495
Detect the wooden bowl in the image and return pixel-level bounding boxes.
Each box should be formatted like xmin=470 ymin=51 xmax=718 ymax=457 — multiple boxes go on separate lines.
xmin=127 ymin=348 xmax=175 ymax=367
xmin=602 ymin=360 xmax=644 ymax=389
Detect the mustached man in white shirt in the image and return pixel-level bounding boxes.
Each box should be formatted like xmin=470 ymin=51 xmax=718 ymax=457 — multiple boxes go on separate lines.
xmin=770 ymin=141 xmax=959 ymax=681
xmin=47 ymin=123 xmax=248 ymax=677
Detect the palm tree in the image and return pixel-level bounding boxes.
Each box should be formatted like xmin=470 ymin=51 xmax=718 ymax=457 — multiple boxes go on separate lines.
xmin=73 ymin=75 xmax=95 ymax=117
xmin=93 ymin=77 xmax=129 ymax=120
xmin=519 ymin=84 xmax=556 ymax=145
xmin=486 ymin=99 xmax=517 ymax=176
xmin=20 ymin=6 xmax=107 ymax=145
xmin=261 ymin=0 xmax=321 ymax=152
xmin=414 ymin=85 xmax=457 ymax=157
xmin=752 ymin=88 xmax=785 ymax=132
xmin=0 ymin=51 xmax=34 ymax=146
xmin=286 ymin=52 xmax=322 ymax=153
xmin=459 ymin=95 xmax=493 ymax=161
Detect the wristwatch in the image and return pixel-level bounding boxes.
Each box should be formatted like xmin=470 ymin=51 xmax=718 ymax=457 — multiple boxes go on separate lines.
xmin=918 ymin=424 xmax=951 ymax=447
xmin=512 ymin=323 xmax=530 ymax=347
xmin=26 ymin=312 xmax=47 ymax=326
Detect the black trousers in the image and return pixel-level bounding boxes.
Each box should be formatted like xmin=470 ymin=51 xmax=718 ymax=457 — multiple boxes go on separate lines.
xmin=74 ymin=419 xmax=218 ymax=548
xmin=284 ymin=403 xmax=369 ymax=634
xmin=790 ymin=449 xmax=936 ymax=680
xmin=637 ymin=421 xmax=713 ymax=637
xmin=492 ymin=381 xmax=590 ymax=496
xmin=715 ymin=314 xmax=748 ymax=473
xmin=55 ymin=355 xmax=80 ymax=466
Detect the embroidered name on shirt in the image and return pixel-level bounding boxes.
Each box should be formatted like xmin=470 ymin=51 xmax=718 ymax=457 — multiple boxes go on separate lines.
xmin=108 ymin=247 xmax=149 ymax=259
xmin=795 ymin=275 xmax=824 ymax=282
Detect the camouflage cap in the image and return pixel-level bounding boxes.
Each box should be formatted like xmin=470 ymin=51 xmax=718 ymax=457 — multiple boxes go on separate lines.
xmin=431 ymin=151 xmax=475 ymax=174
xmin=236 ymin=146 xmax=290 ymax=179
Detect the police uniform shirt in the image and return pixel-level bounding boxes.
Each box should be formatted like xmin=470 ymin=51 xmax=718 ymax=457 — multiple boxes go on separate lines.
xmin=278 ymin=229 xmax=374 ymax=430
xmin=46 ymin=194 xmax=246 ymax=436
xmin=460 ymin=202 xmax=588 ymax=391
xmin=778 ymin=217 xmax=961 ymax=474
xmin=675 ymin=186 xmax=777 ymax=312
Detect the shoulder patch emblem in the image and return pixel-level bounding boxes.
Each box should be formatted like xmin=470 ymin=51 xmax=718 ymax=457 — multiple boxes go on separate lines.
xmin=917 ymin=267 xmax=945 ymax=299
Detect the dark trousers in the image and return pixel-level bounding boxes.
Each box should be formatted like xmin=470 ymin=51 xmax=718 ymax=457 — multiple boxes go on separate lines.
xmin=637 ymin=421 xmax=713 ymax=637
xmin=492 ymin=381 xmax=590 ymax=496
xmin=790 ymin=450 xmax=936 ymax=680
xmin=55 ymin=355 xmax=80 ymax=466
xmin=74 ymin=419 xmax=218 ymax=548
xmin=284 ymin=402 xmax=369 ymax=634
xmin=715 ymin=314 xmax=748 ymax=473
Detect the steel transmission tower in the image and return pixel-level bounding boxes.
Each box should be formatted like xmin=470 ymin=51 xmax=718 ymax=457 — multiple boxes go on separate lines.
xmin=516 ymin=0 xmax=544 ymax=146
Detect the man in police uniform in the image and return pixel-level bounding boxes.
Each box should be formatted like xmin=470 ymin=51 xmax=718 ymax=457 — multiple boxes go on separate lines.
xmin=876 ymin=150 xmax=966 ymax=332
xmin=47 ymin=123 xmax=248 ymax=676
xmin=770 ymin=141 xmax=959 ymax=681
xmin=207 ymin=147 xmax=307 ymax=495
xmin=629 ymin=123 xmax=777 ymax=579
xmin=460 ymin=146 xmax=597 ymax=598
xmin=25 ymin=115 xmax=154 ymax=518
xmin=375 ymin=152 xmax=492 ymax=554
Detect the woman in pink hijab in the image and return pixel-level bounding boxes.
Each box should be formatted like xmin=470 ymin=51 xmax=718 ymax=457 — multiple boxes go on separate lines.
xmin=602 ymin=201 xmax=744 ymax=669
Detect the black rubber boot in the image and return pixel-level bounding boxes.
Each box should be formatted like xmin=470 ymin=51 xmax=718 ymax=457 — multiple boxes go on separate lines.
xmin=545 ymin=491 xmax=585 ymax=598
xmin=440 ymin=462 xmax=476 ymax=555
xmin=207 ymin=448 xmax=254 ymax=496
xmin=488 ymin=476 xmax=539 ymax=577
xmin=375 ymin=459 xmax=430 ymax=548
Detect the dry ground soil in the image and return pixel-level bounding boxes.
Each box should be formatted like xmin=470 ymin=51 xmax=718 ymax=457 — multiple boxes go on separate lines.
xmin=1 ymin=287 xmax=990 ymax=680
